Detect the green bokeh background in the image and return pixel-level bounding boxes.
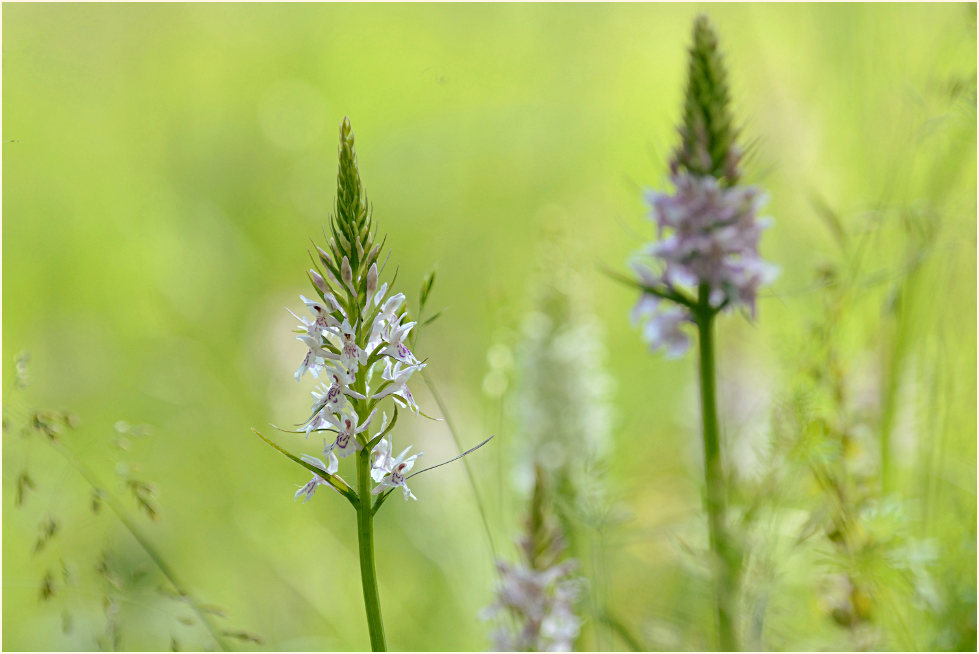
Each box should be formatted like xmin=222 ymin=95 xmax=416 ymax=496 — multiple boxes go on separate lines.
xmin=3 ymin=3 xmax=976 ymax=651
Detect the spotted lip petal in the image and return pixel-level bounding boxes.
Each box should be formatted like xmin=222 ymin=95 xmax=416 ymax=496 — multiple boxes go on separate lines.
xmin=321 ymin=407 xmax=377 ymax=458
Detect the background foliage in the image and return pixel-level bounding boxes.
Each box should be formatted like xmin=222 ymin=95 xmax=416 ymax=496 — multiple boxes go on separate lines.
xmin=3 ymin=3 xmax=976 ymax=651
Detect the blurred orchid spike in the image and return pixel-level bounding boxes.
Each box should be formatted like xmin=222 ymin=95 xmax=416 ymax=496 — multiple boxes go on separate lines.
xmin=483 ymin=467 xmax=583 ymax=651
xmin=619 ymin=17 xmax=778 ymax=651
xmin=629 ymin=14 xmax=777 ymax=357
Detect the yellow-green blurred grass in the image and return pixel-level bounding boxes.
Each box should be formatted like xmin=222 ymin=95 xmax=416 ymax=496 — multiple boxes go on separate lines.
xmin=3 ymin=3 xmax=975 ymax=650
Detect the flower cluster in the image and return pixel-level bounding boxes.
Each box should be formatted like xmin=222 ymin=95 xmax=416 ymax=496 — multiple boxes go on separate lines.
xmin=291 ymin=274 xmax=426 ymax=502
xmin=645 ymin=173 xmax=775 ymax=313
xmin=288 ymin=117 xmax=425 ymax=503
xmin=632 ymin=174 xmax=777 ymax=356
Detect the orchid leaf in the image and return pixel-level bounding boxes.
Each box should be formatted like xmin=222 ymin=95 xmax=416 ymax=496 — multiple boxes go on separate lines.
xmin=252 ymin=429 xmax=358 ymax=508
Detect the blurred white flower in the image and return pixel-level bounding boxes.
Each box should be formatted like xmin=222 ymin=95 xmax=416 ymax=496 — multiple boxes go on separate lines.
xmin=509 ymin=298 xmax=613 ymax=496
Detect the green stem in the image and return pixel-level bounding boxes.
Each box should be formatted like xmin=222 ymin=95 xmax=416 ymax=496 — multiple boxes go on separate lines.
xmin=695 ymin=289 xmax=738 ymax=652
xmin=356 ymin=448 xmax=386 ymax=651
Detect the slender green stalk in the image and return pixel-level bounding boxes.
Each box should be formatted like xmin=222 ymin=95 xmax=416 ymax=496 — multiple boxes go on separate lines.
xmin=695 ymin=287 xmax=738 ymax=651
xmin=350 ymin=324 xmax=386 ymax=651
xmin=356 ymin=447 xmax=386 ymax=651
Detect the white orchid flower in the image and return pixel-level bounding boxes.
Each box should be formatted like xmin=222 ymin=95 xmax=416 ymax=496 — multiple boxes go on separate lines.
xmin=300 ymin=294 xmax=341 ymax=336
xmin=372 ymin=360 xmax=424 ymax=412
xmin=370 ymin=445 xmax=422 ymax=501
xmin=369 ymin=433 xmax=393 ymax=483
xmin=337 ymin=319 xmax=368 ymax=373
xmin=381 ymin=316 xmax=418 ymax=365
xmin=322 ymin=407 xmax=377 ymax=458
xmin=294 ymin=333 xmax=343 ymax=382
xmin=294 ymin=450 xmax=340 ymax=503
xmin=308 ymin=366 xmax=366 ymax=425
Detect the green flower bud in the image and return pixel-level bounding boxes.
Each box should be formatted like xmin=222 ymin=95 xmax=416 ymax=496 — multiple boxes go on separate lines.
xmin=341 ymin=255 xmax=354 ymax=286
xmin=330 ymin=117 xmax=372 ymax=273
xmin=310 ymin=269 xmax=328 ymax=295
xmin=366 ymin=262 xmax=378 ymax=296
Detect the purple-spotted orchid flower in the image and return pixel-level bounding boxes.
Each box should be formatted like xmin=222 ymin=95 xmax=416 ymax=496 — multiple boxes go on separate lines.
xmin=337 ymin=319 xmax=369 ymax=373
xmin=374 ymin=360 xmax=424 ymax=413
xmin=380 ymin=315 xmax=418 ymax=365
xmin=322 ymin=407 xmax=377 ymax=458
xmin=294 ymin=333 xmax=343 ymax=382
xmin=295 ymin=450 xmax=340 ymax=503
xmin=301 ymin=294 xmax=340 ymax=336
xmin=308 ymin=366 xmax=366 ymax=426
xmin=370 ymin=443 xmax=422 ymax=501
